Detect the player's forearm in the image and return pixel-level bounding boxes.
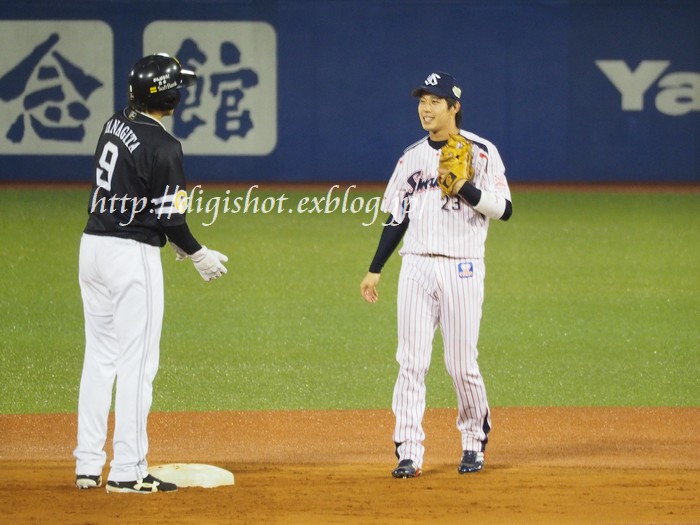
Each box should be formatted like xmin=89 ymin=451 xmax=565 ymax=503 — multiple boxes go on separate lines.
xmin=368 ymin=214 xmax=409 ymax=273
xmin=161 ymin=223 xmax=202 ymax=254
xmin=458 ymin=184 xmax=512 ymax=221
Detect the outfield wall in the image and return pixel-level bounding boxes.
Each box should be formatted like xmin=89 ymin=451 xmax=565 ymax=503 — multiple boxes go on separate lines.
xmin=0 ymin=1 xmax=698 ymax=183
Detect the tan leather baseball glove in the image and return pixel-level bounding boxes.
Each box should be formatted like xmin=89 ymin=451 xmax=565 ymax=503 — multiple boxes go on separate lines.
xmin=438 ymin=134 xmax=474 ymax=197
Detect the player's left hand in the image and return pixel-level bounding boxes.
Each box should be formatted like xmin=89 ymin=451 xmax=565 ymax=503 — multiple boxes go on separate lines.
xmin=437 ymin=169 xmax=469 ymax=195
xmin=438 ymin=134 xmax=474 ymax=197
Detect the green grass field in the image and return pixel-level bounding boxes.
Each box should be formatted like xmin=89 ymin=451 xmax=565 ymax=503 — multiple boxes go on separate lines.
xmin=0 ymin=186 xmax=698 ymax=414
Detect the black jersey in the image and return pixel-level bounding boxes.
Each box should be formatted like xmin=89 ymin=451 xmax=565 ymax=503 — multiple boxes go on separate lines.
xmin=83 ymin=108 xmax=190 ymax=247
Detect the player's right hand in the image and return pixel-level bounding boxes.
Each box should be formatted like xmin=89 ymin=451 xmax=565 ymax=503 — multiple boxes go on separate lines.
xmin=169 ymin=241 xmax=188 ymax=262
xmin=360 ymin=272 xmax=381 ymax=303
xmin=191 ymin=246 xmax=228 ymax=281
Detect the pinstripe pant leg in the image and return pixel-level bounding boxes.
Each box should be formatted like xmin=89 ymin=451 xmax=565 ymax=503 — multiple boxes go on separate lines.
xmin=437 ymin=258 xmax=491 ymax=453
xmin=392 ymin=255 xmax=438 ymax=467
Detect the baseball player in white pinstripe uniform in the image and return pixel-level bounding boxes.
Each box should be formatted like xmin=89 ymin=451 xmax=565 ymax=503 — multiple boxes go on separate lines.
xmin=360 ymin=71 xmax=512 ymax=478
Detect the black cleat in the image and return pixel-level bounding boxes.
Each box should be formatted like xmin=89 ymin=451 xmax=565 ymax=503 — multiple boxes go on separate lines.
xmin=75 ymin=474 xmax=102 ymax=489
xmin=458 ymin=450 xmax=484 ymax=473
xmin=392 ymin=459 xmax=422 ymax=478
xmin=106 ymin=474 xmax=177 ymax=493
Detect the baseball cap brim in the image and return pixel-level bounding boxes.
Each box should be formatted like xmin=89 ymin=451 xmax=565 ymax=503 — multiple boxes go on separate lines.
xmin=412 ymin=86 xmax=449 ymax=98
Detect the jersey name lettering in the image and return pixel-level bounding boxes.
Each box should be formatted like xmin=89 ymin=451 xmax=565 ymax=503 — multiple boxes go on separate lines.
xmin=406 ymin=171 xmax=440 ymax=195
xmin=103 ymin=119 xmax=141 ymax=153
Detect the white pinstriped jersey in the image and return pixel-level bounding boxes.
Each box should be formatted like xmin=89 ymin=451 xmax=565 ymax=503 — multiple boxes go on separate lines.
xmin=381 ymin=130 xmax=511 ymax=259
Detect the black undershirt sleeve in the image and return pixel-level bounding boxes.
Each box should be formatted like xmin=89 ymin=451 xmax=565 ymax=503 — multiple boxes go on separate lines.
xmin=458 ymin=183 xmax=513 ymax=221
xmin=501 ymin=199 xmax=513 ymax=221
xmin=368 ymin=214 xmax=409 ymax=273
xmin=162 ymin=223 xmax=202 ymax=255
xmin=457 ymin=182 xmax=482 ymax=206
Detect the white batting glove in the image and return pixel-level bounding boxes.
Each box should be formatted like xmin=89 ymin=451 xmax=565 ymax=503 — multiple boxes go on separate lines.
xmin=190 ymin=246 xmax=228 ymax=281
xmin=168 ymin=241 xmax=188 ymax=262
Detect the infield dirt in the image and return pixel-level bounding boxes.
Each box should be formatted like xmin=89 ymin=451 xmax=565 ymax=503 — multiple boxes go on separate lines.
xmin=1 ymin=407 xmax=698 ymax=524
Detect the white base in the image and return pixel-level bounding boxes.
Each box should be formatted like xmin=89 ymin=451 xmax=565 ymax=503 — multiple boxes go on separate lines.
xmin=149 ymin=463 xmax=234 ymax=488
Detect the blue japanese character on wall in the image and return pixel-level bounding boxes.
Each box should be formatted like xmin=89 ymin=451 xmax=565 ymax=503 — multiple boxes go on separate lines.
xmin=173 ymin=38 xmax=207 ymax=139
xmin=173 ymin=38 xmax=259 ymax=141
xmin=0 ymin=32 xmax=102 ymax=143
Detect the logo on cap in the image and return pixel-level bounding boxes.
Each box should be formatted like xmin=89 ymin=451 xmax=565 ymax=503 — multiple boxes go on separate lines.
xmin=425 ymin=73 xmax=441 ymax=86
xmin=412 ymin=71 xmax=461 ymax=101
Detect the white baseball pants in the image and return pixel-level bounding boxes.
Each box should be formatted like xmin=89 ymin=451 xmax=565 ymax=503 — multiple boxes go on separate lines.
xmin=393 ymin=254 xmax=490 ymax=468
xmin=74 ymin=234 xmax=163 ymax=482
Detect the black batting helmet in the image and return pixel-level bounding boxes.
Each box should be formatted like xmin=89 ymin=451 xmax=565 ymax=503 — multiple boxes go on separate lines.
xmin=128 ymin=53 xmax=196 ymax=112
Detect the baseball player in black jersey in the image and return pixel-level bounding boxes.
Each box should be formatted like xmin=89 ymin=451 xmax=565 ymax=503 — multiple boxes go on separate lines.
xmin=74 ymin=54 xmax=228 ymax=493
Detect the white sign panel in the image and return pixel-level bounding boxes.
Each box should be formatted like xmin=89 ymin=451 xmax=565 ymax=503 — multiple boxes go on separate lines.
xmin=144 ymin=21 xmax=277 ymax=156
xmin=0 ymin=20 xmax=113 ymax=155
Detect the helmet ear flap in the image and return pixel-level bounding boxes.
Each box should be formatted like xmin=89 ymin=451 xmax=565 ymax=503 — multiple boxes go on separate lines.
xmin=140 ymin=89 xmax=181 ymax=112
xmin=160 ymin=89 xmax=182 ymax=111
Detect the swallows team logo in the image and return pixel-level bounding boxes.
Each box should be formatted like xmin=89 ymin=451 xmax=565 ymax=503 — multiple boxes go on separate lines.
xmin=405 ymin=170 xmax=440 ymax=195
